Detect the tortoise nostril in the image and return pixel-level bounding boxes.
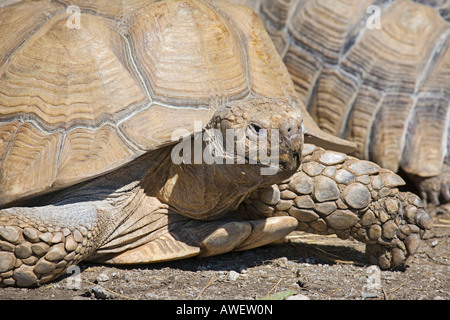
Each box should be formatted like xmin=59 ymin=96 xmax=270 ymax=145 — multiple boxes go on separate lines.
xmin=285 ymin=124 xmax=300 ymax=137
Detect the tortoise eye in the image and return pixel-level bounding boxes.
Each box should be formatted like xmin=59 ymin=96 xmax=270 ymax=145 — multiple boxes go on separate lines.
xmin=250 ymin=123 xmax=263 ymax=135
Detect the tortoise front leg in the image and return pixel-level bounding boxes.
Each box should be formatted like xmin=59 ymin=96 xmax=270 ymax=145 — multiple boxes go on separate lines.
xmin=0 ymin=202 xmax=111 ymax=287
xmin=239 ymin=144 xmax=433 ymax=269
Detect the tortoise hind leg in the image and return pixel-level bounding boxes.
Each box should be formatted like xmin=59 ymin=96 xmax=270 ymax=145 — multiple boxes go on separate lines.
xmin=91 ymin=216 xmax=298 ymax=264
xmin=412 ymin=162 xmax=450 ymax=215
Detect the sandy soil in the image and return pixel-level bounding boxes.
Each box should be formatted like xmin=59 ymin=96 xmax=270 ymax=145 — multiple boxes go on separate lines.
xmin=0 ymin=211 xmax=448 ymax=302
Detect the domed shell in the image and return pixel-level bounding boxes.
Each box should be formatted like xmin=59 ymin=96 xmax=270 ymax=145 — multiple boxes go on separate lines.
xmin=252 ymin=0 xmax=450 ymax=178
xmin=0 ymin=0 xmax=321 ymax=207
xmin=0 ymin=0 xmax=355 ymax=207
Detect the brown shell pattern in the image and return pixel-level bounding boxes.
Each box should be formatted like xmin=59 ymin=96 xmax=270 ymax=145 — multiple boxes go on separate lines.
xmin=0 ymin=0 xmax=299 ymax=206
xmin=250 ymin=0 xmax=450 ymax=178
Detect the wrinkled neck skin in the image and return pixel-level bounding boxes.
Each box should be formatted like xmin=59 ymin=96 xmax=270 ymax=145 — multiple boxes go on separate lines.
xmin=152 ymin=157 xmax=270 ymax=221
xmin=136 ymin=142 xmax=282 ymax=221
xmin=113 ymin=96 xmax=300 ymax=221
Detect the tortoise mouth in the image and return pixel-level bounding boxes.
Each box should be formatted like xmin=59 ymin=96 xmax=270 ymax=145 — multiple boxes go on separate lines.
xmin=252 ymin=148 xmax=301 ymax=181
xmin=279 ymin=149 xmax=301 ymax=171
xmin=240 ymin=144 xmax=301 ymax=177
xmin=293 ymin=151 xmax=301 ymax=167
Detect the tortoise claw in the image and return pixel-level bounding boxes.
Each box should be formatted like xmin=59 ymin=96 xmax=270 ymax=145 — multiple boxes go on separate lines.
xmin=200 ymin=217 xmax=298 ymax=257
xmin=440 ymin=182 xmax=450 ymax=202
xmin=234 ymin=216 xmax=298 ymax=252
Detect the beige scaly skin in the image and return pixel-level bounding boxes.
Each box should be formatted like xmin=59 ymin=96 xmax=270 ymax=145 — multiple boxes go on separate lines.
xmin=0 ymin=142 xmax=432 ymax=287
xmin=239 ymin=144 xmax=433 ymax=269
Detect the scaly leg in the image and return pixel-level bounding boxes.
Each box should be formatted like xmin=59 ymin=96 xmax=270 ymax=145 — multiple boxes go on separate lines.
xmin=239 ymin=144 xmax=433 ymax=269
xmin=411 ymin=162 xmax=450 ymax=215
xmin=0 ymin=200 xmax=298 ymax=287
xmin=0 ymin=202 xmax=112 ymax=287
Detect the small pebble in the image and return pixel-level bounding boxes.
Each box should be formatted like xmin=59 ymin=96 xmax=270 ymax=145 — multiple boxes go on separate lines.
xmin=361 ymin=292 xmax=378 ymax=299
xmin=228 ymin=271 xmax=240 ymax=281
xmin=96 ymin=273 xmax=109 ymax=282
xmin=92 ymin=286 xmax=113 ymax=299
xmin=145 ymin=293 xmax=160 ymax=299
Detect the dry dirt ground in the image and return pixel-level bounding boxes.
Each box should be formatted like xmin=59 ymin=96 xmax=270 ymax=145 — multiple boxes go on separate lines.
xmin=0 ymin=212 xmax=448 ymax=302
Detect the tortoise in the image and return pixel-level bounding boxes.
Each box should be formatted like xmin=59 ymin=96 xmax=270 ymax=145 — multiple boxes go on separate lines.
xmin=0 ymin=0 xmax=431 ymax=288
xmin=232 ymin=0 xmax=450 ymax=211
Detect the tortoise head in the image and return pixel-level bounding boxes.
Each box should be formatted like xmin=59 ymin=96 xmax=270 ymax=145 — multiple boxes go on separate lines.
xmin=160 ymin=96 xmax=303 ymax=220
xmin=206 ymin=97 xmax=303 ymax=181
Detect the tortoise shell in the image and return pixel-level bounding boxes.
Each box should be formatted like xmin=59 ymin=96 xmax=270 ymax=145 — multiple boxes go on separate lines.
xmin=0 ymin=0 xmax=354 ymax=207
xmin=248 ymin=0 xmax=450 ymax=178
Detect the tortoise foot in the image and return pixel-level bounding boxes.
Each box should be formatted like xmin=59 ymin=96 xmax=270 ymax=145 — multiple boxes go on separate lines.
xmin=239 ymin=144 xmax=433 ymax=269
xmin=361 ymin=192 xmax=432 ymax=269
xmin=413 ymin=163 xmax=450 ymax=211
xmin=0 ymin=203 xmax=105 ymax=287
xmin=0 ymin=217 xmax=90 ymax=287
